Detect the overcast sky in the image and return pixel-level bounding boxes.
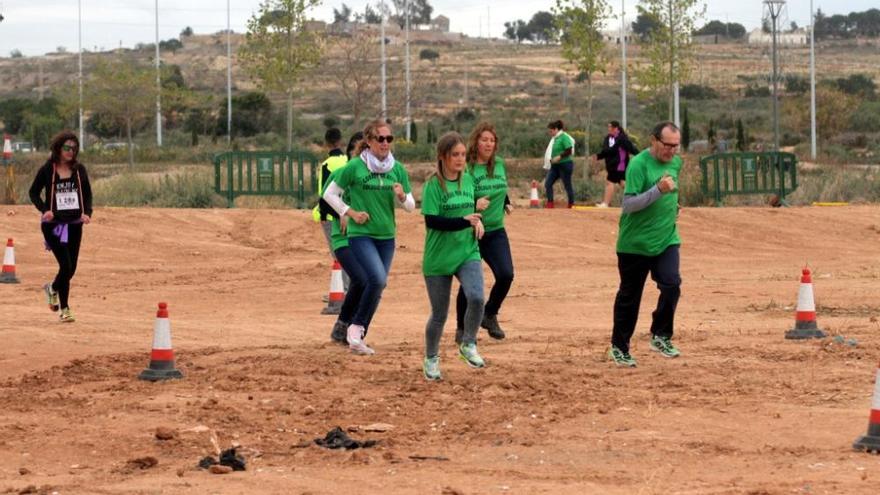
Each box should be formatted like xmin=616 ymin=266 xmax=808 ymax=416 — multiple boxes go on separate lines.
xmin=0 ymin=0 xmax=876 ymax=56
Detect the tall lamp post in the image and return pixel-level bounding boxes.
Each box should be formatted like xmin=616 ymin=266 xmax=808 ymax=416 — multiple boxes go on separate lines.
xmin=764 ymin=0 xmax=786 ymax=152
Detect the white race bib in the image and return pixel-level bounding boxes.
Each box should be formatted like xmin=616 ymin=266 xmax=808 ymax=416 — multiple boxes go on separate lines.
xmin=56 ymin=191 xmax=80 ymax=211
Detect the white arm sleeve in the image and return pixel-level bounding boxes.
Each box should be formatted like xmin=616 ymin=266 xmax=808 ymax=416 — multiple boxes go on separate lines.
xmin=322 ymin=181 xmax=350 ymax=217
xmin=398 ymin=192 xmax=416 ymax=212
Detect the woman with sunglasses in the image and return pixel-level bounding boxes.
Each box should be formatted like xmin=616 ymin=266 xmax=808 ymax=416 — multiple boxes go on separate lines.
xmin=454 ymin=122 xmax=513 ymax=342
xmin=323 ymin=119 xmax=415 ymax=355
xmin=421 ymin=132 xmax=486 ymax=381
xmin=28 ymin=131 xmax=93 ymax=323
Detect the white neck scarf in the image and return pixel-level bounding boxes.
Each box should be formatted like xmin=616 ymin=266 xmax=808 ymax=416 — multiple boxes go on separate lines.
xmin=361 ymin=149 xmax=396 ymax=174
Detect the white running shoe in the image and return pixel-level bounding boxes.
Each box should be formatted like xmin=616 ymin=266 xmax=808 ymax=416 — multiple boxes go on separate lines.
xmin=595 ymin=202 xmax=609 ymax=208
xmin=347 ymin=324 xmax=375 ymax=355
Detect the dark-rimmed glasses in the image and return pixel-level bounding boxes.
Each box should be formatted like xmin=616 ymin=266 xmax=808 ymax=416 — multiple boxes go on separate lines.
xmin=375 ymin=135 xmax=394 ymax=144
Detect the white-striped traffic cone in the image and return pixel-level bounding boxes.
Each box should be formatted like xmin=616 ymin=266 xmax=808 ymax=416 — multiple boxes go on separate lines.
xmin=2 ymin=134 xmax=11 ymax=161
xmin=529 ymin=180 xmax=540 ymax=209
xmin=1 ymin=238 xmax=20 ymax=284
xmin=785 ymin=267 xmax=826 ymax=340
xmin=139 ymin=302 xmax=183 ymax=381
xmin=321 ymin=260 xmax=344 ymax=315
xmin=853 ymin=360 xmax=880 ymax=453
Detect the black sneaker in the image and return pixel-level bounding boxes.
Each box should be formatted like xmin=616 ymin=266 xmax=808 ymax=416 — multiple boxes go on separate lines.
xmin=481 ymin=315 xmax=506 ymax=340
xmin=330 ymin=321 xmax=348 ymax=345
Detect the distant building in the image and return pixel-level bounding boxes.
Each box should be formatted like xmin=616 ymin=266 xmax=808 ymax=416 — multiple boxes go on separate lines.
xmin=747 ymin=28 xmax=808 ymax=46
xmin=431 ymin=15 xmax=450 ymax=33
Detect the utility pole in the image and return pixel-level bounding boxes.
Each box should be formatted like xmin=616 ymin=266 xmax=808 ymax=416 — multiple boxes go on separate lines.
xmin=487 ymin=6 xmax=491 ymax=39
xmin=809 ymin=0 xmax=817 ymax=160
xmin=405 ymin=0 xmax=411 ymax=140
xmin=380 ymin=1 xmax=387 ymax=120
xmin=155 ymin=0 xmax=162 ymax=147
xmin=227 ymin=0 xmax=232 ymax=145
xmin=620 ymin=0 xmax=627 ymax=129
xmin=78 ymin=0 xmax=84 ymax=149
xmin=38 ymin=58 xmax=44 ymax=100
xmin=765 ymin=0 xmax=785 ymax=152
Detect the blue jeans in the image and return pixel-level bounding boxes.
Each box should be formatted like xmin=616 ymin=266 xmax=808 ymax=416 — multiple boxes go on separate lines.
xmin=611 ymin=245 xmax=681 ymax=353
xmin=334 ymin=246 xmax=367 ymax=330
xmin=424 ymin=261 xmax=485 ymax=358
xmin=348 ymin=236 xmax=395 ymax=330
xmin=456 ymin=228 xmax=514 ymax=328
xmin=545 ymin=161 xmax=575 ymax=204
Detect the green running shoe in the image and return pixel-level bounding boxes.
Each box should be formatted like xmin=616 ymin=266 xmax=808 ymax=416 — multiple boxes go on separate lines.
xmin=43 ymin=283 xmax=59 ymax=312
xmin=423 ymin=356 xmax=442 ymax=381
xmin=458 ymin=343 xmax=485 ymax=368
xmin=59 ymin=308 xmax=76 ymax=323
xmin=649 ymin=335 xmax=681 ymax=358
xmin=608 ymin=346 xmax=637 ymax=367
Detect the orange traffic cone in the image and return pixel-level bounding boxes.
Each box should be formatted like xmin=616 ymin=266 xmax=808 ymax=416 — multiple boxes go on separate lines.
xmin=2 ymin=134 xmax=11 ymax=161
xmin=785 ymin=267 xmax=826 ymax=340
xmin=1 ymin=238 xmax=20 ymax=284
xmin=853 ymin=360 xmax=880 ymax=453
xmin=529 ymin=180 xmax=540 ymax=209
xmin=139 ymin=302 xmax=183 ymax=381
xmin=321 ymin=260 xmax=344 ymax=315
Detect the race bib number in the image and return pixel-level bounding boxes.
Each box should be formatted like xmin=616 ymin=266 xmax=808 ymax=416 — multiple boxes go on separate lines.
xmin=56 ymin=191 xmax=80 ymax=211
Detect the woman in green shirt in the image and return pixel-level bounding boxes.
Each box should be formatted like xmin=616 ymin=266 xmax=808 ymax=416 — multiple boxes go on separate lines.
xmin=543 ymin=120 xmax=576 ymax=208
xmin=454 ymin=122 xmax=514 ymax=341
xmin=421 ymin=132 xmax=487 ymax=381
xmin=323 ymin=119 xmax=415 ymax=355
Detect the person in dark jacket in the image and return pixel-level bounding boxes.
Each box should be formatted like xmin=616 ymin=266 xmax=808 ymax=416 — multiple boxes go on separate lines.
xmin=595 ymin=121 xmax=639 ymax=208
xmin=28 ymin=130 xmax=92 ymax=323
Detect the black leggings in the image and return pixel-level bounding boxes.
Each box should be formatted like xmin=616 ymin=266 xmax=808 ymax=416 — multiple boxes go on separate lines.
xmin=41 ymin=222 xmax=83 ymax=310
xmin=455 ymin=228 xmax=515 ymax=329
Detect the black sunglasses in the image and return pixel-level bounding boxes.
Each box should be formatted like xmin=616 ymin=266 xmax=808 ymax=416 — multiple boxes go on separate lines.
xmin=657 ymin=139 xmax=680 ymax=150
xmin=62 ymin=144 xmax=78 ymax=152
xmin=375 ymin=135 xmax=394 ymax=144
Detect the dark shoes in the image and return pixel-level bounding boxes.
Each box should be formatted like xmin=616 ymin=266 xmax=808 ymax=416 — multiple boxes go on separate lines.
xmin=330 ymin=320 xmax=348 ymax=345
xmin=481 ymin=315 xmax=506 ymax=340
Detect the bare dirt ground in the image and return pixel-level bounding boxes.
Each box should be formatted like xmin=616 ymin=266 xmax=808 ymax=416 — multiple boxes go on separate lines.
xmin=2 ymin=204 xmax=880 ymax=494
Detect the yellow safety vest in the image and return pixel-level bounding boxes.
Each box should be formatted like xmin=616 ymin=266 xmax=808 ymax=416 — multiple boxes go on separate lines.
xmin=312 ymin=153 xmax=349 ymax=222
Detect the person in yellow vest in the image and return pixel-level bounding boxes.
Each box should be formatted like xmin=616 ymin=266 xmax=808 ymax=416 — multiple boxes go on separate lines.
xmin=314 ymin=128 xmax=351 ymax=293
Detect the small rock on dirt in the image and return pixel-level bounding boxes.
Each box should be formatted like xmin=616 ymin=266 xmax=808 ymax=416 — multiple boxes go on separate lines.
xmin=364 ymin=423 xmax=394 ymax=432
xmin=209 ymin=464 xmax=233 ymax=474
xmin=441 ymin=487 xmax=464 ymax=495
xmin=303 ymin=405 xmax=316 ymax=415
xmin=155 ymin=427 xmax=176 ymax=440
xmin=18 ymin=467 xmax=30 ymax=475
xmin=127 ymin=456 xmax=158 ymax=470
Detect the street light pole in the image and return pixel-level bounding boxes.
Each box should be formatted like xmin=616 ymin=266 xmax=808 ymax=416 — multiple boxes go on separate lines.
xmin=405 ymin=0 xmax=411 ymax=140
xmin=621 ymin=0 xmax=627 ymax=130
xmin=765 ymin=0 xmax=785 ymax=152
xmin=809 ymin=0 xmax=817 ymax=160
xmin=78 ymin=0 xmax=84 ymax=149
xmin=380 ymin=1 xmax=387 ymax=120
xmin=155 ymin=0 xmax=162 ymax=147
xmin=227 ymin=0 xmax=232 ymax=145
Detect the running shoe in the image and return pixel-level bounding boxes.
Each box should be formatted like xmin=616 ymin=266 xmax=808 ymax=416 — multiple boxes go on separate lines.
xmin=347 ymin=325 xmax=375 ymax=355
xmin=59 ymin=308 xmax=76 ymax=323
xmin=608 ymin=346 xmax=637 ymax=367
xmin=481 ymin=315 xmax=506 ymax=340
xmin=330 ymin=320 xmax=348 ymax=344
xmin=649 ymin=335 xmax=681 ymax=358
xmin=458 ymin=343 xmax=485 ymax=368
xmin=43 ymin=283 xmax=59 ymax=312
xmin=423 ymin=356 xmax=442 ymax=381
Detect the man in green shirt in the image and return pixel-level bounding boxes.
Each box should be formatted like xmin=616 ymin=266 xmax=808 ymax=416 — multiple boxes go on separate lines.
xmin=609 ymin=121 xmax=683 ymax=367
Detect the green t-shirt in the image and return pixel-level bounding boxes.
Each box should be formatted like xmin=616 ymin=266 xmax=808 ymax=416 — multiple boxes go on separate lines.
xmin=323 ymin=167 xmax=349 ymax=251
xmin=333 ymin=157 xmax=412 ymax=240
xmin=421 ymin=174 xmax=481 ymax=276
xmin=616 ymin=149 xmax=682 ymax=256
xmin=469 ymin=156 xmax=508 ymax=233
xmin=552 ymin=132 xmax=575 ymax=165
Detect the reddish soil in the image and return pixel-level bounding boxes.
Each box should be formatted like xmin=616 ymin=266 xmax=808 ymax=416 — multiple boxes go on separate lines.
xmin=1 ymin=204 xmax=880 ymax=494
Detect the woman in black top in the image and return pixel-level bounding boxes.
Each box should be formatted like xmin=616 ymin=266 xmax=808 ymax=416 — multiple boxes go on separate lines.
xmin=594 ymin=120 xmax=639 ymax=208
xmin=28 ymin=131 xmax=93 ymax=323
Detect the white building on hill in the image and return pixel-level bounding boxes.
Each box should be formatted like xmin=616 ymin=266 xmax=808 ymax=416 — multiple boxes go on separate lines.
xmin=747 ymin=28 xmax=808 ymax=46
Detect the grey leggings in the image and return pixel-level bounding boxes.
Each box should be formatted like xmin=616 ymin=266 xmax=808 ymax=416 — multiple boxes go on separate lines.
xmin=424 ymin=260 xmax=485 ymax=358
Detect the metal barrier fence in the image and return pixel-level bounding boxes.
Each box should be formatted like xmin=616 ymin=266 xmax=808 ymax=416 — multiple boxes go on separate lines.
xmin=213 ymin=151 xmax=319 ymax=208
xmin=700 ymin=152 xmax=798 ymax=206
